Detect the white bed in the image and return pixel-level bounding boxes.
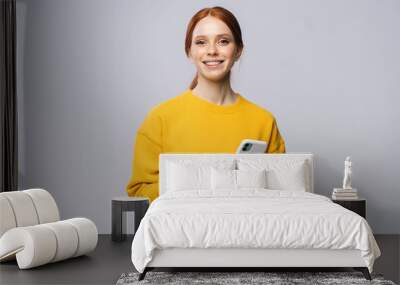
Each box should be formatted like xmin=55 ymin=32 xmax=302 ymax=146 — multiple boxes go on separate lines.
xmin=131 ymin=153 xmax=380 ymax=281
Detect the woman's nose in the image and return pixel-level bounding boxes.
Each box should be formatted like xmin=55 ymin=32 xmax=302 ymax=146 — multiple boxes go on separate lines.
xmin=207 ymin=44 xmax=218 ymax=55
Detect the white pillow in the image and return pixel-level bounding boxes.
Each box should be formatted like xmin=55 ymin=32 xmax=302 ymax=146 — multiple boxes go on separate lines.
xmin=266 ymin=162 xmax=307 ymax=191
xmin=166 ymin=160 xmax=235 ymax=192
xmin=237 ymin=169 xmax=267 ymax=188
xmin=211 ymin=168 xmax=236 ymax=189
xmin=237 ymin=159 xmax=308 ymax=191
xmin=211 ymin=168 xmax=267 ymax=190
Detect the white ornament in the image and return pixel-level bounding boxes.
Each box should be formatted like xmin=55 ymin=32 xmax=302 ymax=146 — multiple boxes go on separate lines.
xmin=342 ymin=156 xmax=352 ymax=190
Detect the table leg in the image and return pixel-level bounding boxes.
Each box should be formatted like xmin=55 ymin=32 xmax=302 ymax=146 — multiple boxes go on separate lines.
xmin=134 ymin=202 xmax=149 ymax=235
xmin=112 ymin=201 xmax=126 ymax=241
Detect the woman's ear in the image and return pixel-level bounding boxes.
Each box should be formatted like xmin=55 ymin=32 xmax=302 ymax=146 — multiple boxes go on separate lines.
xmin=187 ymin=51 xmax=195 ymax=63
xmin=235 ymin=47 xmax=243 ymax=61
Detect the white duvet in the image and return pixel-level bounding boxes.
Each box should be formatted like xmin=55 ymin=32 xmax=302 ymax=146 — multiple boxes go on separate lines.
xmin=131 ymin=190 xmax=380 ymax=273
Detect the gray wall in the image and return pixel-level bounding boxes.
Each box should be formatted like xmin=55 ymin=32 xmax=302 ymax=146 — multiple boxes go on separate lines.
xmin=17 ymin=0 xmax=400 ymax=234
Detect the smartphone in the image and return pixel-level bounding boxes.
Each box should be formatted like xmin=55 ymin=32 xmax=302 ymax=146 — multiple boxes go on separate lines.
xmin=236 ymin=139 xmax=268 ymax=154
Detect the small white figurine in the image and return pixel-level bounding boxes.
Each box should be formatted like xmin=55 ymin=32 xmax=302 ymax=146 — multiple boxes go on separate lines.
xmin=342 ymin=156 xmax=352 ymax=190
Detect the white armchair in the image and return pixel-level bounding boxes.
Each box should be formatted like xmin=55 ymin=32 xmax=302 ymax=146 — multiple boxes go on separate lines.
xmin=0 ymin=188 xmax=97 ymax=269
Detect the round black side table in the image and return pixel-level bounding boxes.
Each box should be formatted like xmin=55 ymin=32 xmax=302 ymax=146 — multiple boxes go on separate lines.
xmin=111 ymin=196 xmax=149 ymax=242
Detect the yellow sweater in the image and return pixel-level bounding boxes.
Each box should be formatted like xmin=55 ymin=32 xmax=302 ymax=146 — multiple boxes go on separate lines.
xmin=126 ymin=89 xmax=286 ymax=202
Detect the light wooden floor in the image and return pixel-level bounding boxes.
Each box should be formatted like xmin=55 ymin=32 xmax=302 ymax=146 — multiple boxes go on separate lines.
xmin=0 ymin=235 xmax=398 ymax=285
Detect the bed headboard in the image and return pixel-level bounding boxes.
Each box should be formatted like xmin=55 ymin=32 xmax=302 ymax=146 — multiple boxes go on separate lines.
xmin=159 ymin=153 xmax=314 ymax=195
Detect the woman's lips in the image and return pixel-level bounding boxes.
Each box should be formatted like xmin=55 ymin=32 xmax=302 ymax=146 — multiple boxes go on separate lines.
xmin=203 ymin=60 xmax=224 ymax=68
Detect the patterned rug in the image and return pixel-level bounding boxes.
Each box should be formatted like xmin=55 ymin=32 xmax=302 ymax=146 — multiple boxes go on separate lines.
xmin=116 ymin=271 xmax=396 ymax=285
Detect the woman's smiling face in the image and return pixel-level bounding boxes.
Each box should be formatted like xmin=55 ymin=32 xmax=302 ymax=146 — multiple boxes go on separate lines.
xmin=189 ymin=16 xmax=242 ymax=83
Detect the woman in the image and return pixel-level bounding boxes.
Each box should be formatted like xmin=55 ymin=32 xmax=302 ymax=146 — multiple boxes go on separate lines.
xmin=126 ymin=6 xmax=286 ymax=202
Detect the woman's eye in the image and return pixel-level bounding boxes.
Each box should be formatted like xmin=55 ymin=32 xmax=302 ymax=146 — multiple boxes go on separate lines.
xmin=219 ymin=39 xmax=230 ymax=45
xmin=195 ymin=40 xmax=206 ymax=45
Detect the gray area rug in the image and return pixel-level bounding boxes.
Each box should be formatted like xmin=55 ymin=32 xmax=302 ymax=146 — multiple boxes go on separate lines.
xmin=116 ymin=271 xmax=396 ymax=285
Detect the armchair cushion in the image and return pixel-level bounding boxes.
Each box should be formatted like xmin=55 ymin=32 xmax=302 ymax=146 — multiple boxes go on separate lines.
xmin=0 ymin=218 xmax=97 ymax=269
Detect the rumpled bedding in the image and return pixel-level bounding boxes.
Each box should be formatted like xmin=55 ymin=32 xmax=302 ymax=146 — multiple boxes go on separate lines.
xmin=131 ymin=189 xmax=380 ymax=273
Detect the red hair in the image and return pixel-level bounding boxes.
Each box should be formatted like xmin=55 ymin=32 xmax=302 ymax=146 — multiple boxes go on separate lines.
xmin=185 ymin=7 xmax=244 ymax=89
